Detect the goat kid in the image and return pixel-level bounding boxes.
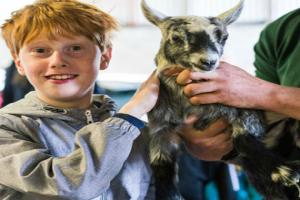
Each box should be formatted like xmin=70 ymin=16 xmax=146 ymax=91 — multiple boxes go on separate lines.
xmin=141 ymin=0 xmax=300 ymax=199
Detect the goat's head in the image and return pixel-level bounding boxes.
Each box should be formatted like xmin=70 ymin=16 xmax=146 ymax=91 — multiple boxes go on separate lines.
xmin=141 ymin=0 xmax=244 ymax=73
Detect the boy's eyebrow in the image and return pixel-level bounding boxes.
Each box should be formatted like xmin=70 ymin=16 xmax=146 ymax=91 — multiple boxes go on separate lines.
xmin=24 ymin=38 xmax=95 ymax=50
xmin=26 ymin=40 xmax=48 ymax=45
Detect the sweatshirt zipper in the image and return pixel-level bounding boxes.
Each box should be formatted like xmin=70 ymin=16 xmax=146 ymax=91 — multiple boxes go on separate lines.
xmin=85 ymin=110 xmax=94 ymax=124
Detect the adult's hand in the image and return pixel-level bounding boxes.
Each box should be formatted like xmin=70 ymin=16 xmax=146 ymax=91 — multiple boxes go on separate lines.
xmin=179 ymin=117 xmax=233 ymax=161
xmin=176 ymin=61 xmax=269 ymax=109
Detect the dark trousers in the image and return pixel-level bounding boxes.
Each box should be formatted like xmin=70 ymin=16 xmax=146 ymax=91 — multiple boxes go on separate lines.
xmin=178 ymin=150 xmax=237 ymax=200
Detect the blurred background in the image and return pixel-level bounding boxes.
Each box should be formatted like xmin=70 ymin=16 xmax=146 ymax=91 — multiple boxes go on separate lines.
xmin=0 ymin=1 xmax=299 ymax=199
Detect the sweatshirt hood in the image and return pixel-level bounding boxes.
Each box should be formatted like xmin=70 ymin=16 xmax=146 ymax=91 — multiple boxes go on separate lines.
xmin=0 ymin=92 xmax=117 ymax=123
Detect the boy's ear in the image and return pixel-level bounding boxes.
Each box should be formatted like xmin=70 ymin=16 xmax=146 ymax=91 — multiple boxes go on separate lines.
xmin=100 ymin=47 xmax=112 ymax=70
xmin=13 ymin=56 xmax=26 ymax=76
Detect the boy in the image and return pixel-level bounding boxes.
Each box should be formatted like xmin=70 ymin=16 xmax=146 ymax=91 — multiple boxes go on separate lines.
xmin=0 ymin=0 xmax=159 ymax=199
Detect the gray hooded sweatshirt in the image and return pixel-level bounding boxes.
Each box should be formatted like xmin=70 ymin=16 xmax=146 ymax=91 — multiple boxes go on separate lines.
xmin=0 ymin=92 xmax=154 ymax=200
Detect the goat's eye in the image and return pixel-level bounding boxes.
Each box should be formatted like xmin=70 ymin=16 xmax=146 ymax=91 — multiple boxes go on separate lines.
xmin=214 ymin=28 xmax=228 ymax=43
xmin=172 ymin=35 xmax=183 ymax=44
xmin=214 ymin=29 xmax=223 ymax=41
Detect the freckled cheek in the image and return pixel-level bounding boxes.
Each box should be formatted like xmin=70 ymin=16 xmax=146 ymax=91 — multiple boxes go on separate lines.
xmin=90 ymin=57 xmax=101 ymax=74
xmin=22 ymin=61 xmax=45 ymax=79
xmin=80 ymin=62 xmax=99 ymax=81
xmin=26 ymin=70 xmax=45 ymax=87
xmin=92 ymin=69 xmax=100 ymax=82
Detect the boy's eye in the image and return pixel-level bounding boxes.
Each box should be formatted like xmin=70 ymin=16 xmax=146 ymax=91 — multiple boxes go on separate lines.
xmin=66 ymin=45 xmax=86 ymax=57
xmin=30 ymin=47 xmax=51 ymax=57
xmin=70 ymin=45 xmax=82 ymax=51
xmin=34 ymin=48 xmax=47 ymax=53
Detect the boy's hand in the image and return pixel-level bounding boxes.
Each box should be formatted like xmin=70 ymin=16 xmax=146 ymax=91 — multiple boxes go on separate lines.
xmin=179 ymin=117 xmax=233 ymax=161
xmin=119 ymin=71 xmax=159 ymax=118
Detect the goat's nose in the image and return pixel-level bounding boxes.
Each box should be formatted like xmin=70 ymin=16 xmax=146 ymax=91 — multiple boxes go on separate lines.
xmin=200 ymin=58 xmax=217 ymax=70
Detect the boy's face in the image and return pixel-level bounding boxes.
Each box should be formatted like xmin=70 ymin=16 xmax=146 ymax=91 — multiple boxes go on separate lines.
xmin=14 ymin=33 xmax=111 ymax=108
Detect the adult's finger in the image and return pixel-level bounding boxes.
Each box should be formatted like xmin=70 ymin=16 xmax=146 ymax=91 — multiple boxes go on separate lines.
xmin=183 ymin=81 xmax=218 ymax=97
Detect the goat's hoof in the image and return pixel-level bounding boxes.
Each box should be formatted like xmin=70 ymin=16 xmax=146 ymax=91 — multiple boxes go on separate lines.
xmin=271 ymin=165 xmax=300 ymax=187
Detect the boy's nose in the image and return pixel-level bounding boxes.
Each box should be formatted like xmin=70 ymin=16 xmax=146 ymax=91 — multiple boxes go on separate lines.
xmin=49 ymin=51 xmax=69 ymax=68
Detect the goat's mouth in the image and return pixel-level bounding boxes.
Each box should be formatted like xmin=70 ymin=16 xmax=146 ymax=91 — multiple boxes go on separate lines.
xmin=196 ymin=65 xmax=215 ymax=71
xmin=176 ymin=61 xmax=216 ymax=72
xmin=190 ymin=63 xmax=216 ymax=72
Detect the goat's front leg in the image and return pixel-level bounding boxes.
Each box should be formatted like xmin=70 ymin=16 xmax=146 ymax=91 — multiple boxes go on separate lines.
xmin=149 ymin=126 xmax=184 ymax=200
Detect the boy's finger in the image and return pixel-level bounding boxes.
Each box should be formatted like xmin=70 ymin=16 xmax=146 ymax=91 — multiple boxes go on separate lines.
xmin=162 ymin=66 xmax=184 ymax=77
xmin=176 ymin=69 xmax=192 ymax=85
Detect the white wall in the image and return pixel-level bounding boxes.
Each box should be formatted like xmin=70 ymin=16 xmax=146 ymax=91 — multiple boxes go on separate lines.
xmin=93 ymin=0 xmax=300 ymax=25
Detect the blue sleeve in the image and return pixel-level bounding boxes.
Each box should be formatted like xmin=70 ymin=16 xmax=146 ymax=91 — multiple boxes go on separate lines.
xmin=114 ymin=113 xmax=145 ymax=129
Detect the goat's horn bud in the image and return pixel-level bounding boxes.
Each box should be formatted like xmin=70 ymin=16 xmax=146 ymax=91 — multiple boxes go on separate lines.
xmin=141 ymin=0 xmax=166 ymax=26
xmin=217 ymin=0 xmax=244 ymax=25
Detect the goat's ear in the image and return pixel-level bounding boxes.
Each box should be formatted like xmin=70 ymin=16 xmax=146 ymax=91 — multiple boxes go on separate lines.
xmin=141 ymin=0 xmax=166 ymax=27
xmin=217 ymin=0 xmax=244 ymax=25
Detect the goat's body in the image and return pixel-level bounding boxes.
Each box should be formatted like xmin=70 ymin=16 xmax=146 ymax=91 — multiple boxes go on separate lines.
xmin=149 ymin=76 xmax=300 ymax=199
xmin=141 ymin=0 xmax=300 ymax=199
xmin=149 ymin=75 xmax=264 ymax=136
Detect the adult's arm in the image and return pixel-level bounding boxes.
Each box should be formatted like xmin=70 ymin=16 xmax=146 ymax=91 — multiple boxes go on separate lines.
xmin=176 ymin=62 xmax=300 ymax=120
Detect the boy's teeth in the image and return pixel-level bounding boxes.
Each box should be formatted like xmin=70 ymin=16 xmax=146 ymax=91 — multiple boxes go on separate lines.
xmin=49 ymin=75 xmax=75 ymax=80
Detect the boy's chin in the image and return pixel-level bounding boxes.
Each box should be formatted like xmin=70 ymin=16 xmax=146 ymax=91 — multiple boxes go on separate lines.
xmin=37 ymin=91 xmax=93 ymax=108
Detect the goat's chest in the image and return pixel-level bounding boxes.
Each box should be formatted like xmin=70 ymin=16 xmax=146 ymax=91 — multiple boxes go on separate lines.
xmin=157 ymin=77 xmax=238 ymax=124
xmin=160 ymin=78 xmax=190 ymax=110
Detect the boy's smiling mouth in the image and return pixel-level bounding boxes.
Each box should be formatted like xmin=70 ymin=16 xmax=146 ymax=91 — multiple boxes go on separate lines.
xmin=45 ymin=74 xmax=78 ymax=80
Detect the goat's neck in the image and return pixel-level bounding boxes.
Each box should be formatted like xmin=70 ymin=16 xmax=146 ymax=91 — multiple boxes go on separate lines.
xmin=155 ymin=49 xmax=174 ymax=73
